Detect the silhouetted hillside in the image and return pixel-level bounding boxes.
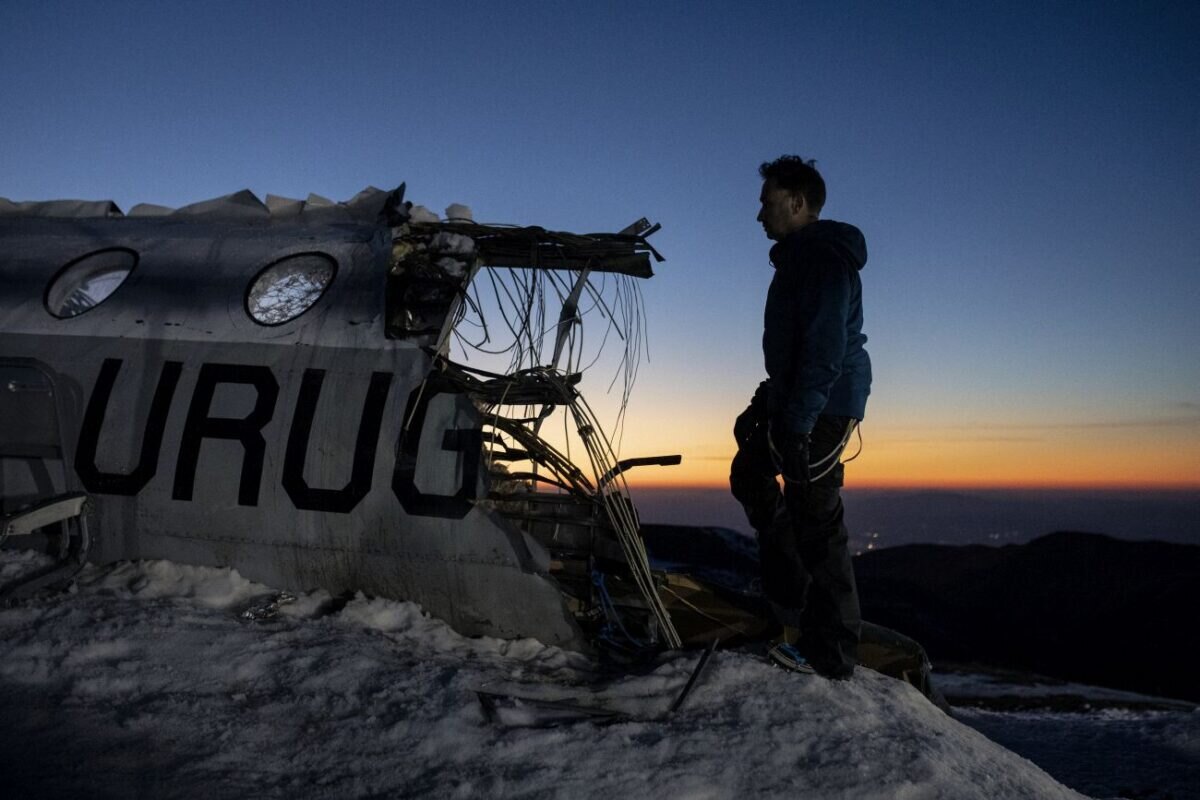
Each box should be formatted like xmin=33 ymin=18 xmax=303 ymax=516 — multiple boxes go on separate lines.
xmin=854 ymin=531 xmax=1200 ymax=701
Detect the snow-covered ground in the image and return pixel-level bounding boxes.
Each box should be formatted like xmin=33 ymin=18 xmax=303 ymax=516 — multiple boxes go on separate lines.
xmin=1 ymin=548 xmax=1190 ymax=799
xmin=958 ymin=706 xmax=1198 ymax=800
xmin=937 ymin=671 xmax=1199 ymax=800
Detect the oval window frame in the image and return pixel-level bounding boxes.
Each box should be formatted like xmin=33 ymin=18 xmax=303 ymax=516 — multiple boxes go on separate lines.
xmin=44 ymin=247 xmax=139 ymax=319
xmin=244 ymin=251 xmax=338 ymax=327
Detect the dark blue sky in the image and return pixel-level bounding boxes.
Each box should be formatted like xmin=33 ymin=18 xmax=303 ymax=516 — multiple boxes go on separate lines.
xmin=3 ymin=0 xmax=1198 ymax=486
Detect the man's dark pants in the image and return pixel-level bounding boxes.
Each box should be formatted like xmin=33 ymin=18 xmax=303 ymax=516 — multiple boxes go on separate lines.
xmin=730 ymin=413 xmax=862 ymax=677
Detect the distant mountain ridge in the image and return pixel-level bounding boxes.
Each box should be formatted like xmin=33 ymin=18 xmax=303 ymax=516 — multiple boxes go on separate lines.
xmin=632 ymin=487 xmax=1200 ymax=550
xmin=854 ymin=531 xmax=1200 ymax=701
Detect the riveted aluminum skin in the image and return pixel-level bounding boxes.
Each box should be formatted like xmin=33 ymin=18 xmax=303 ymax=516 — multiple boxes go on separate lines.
xmin=0 ymin=195 xmax=581 ymax=646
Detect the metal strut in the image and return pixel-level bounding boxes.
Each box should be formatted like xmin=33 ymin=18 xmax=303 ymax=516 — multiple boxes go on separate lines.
xmin=0 ymin=492 xmax=92 ymax=600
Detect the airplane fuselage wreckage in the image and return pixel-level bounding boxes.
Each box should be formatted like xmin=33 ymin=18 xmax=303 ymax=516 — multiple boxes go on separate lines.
xmin=1 ymin=185 xmax=938 ymax=701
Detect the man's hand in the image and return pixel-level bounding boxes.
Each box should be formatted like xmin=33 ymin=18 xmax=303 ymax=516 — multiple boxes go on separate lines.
xmin=733 ymin=404 xmax=758 ymax=445
xmin=733 ymin=381 xmax=771 ymax=446
xmin=768 ymin=422 xmax=810 ymax=488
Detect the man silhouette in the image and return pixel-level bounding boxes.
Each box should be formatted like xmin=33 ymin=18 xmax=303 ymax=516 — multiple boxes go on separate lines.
xmin=731 ymin=155 xmax=871 ymax=678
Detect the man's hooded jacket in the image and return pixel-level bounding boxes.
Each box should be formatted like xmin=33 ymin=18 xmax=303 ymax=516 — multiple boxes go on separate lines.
xmin=763 ymin=220 xmax=871 ymax=435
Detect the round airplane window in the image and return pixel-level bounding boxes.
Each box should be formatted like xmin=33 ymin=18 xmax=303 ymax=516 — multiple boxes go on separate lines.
xmin=44 ymin=248 xmax=138 ymax=319
xmin=246 ymin=253 xmax=337 ymax=326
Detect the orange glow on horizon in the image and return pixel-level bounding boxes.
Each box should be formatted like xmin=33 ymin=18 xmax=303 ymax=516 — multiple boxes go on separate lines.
xmin=627 ymin=476 xmax=1200 ymax=491
xmin=585 ymin=389 xmax=1200 ymax=495
xmin=616 ymin=425 xmax=1200 ymax=493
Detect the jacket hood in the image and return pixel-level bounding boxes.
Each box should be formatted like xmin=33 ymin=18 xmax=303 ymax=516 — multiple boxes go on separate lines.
xmin=772 ymin=220 xmax=868 ymax=271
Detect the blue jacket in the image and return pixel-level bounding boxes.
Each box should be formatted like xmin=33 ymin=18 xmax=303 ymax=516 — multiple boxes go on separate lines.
xmin=763 ymin=220 xmax=871 ymax=434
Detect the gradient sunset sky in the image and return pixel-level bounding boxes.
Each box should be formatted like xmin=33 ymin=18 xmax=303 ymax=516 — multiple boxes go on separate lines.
xmin=3 ymin=1 xmax=1197 ymax=490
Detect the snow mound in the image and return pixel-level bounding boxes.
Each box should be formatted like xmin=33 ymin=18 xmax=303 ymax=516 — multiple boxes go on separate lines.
xmin=0 ymin=550 xmax=1086 ymax=799
xmin=82 ymin=558 xmax=269 ymax=608
xmin=408 ymin=204 xmax=440 ymax=223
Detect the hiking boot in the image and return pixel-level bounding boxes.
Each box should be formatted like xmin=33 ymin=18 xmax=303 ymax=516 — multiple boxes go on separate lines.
xmin=770 ymin=625 xmax=801 ymax=647
xmin=767 ymin=642 xmax=816 ymax=674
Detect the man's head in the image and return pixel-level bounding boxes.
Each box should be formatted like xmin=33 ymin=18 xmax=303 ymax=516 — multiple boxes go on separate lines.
xmin=757 ymin=155 xmax=825 ymax=241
